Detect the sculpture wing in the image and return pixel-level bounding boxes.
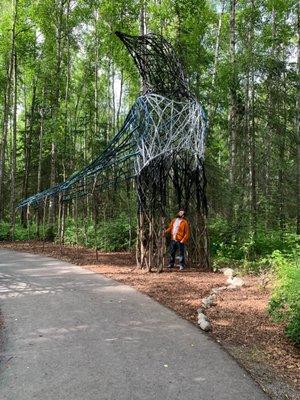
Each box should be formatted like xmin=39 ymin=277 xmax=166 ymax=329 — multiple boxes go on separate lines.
xmin=17 ymin=106 xmax=139 ymax=208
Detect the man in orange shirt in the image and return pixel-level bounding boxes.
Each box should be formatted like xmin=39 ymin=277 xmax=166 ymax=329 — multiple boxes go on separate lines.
xmin=165 ymin=210 xmax=190 ymax=271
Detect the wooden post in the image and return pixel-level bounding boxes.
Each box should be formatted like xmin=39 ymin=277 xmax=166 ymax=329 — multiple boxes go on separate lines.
xmin=42 ymin=197 xmax=47 ymax=251
xmin=148 ymin=216 xmax=153 ymax=272
xmin=59 ymin=195 xmax=66 ymax=255
xmin=26 ymin=204 xmax=30 ymax=241
xmin=157 ymin=215 xmax=165 ymax=273
xmin=75 ymin=195 xmax=79 ymax=245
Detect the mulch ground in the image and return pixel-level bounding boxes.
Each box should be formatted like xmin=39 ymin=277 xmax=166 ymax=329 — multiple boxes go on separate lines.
xmin=1 ymin=240 xmax=299 ymax=400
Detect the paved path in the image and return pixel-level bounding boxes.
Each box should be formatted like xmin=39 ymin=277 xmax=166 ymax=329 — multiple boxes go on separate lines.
xmin=0 ymin=249 xmax=269 ymax=400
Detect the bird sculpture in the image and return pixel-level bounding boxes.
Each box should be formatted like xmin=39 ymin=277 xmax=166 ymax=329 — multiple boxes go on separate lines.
xmin=18 ymin=31 xmax=208 ymax=270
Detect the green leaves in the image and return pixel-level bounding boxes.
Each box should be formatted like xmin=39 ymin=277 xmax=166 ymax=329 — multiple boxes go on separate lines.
xmin=63 ymin=213 xmax=136 ymax=251
xmin=268 ymin=250 xmax=300 ymax=345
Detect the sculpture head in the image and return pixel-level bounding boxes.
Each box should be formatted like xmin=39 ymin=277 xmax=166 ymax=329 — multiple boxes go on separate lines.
xmin=115 ymin=31 xmax=193 ymax=100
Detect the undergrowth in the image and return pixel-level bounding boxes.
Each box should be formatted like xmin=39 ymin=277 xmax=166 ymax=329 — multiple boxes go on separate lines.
xmin=268 ymin=250 xmax=300 ymax=346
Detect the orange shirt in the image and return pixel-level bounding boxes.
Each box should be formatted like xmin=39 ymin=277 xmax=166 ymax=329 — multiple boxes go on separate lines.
xmin=165 ymin=218 xmax=190 ymax=243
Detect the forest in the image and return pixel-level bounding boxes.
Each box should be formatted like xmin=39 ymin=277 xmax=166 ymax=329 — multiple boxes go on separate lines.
xmin=0 ymin=0 xmax=299 ymax=344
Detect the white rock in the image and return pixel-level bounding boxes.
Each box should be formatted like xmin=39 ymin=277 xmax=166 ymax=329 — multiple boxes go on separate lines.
xmin=197 ymin=312 xmax=208 ymax=322
xmin=198 ymin=319 xmax=211 ymax=331
xmin=227 ymin=285 xmax=238 ymax=290
xmin=222 ymin=268 xmax=235 ymax=277
xmin=219 ymin=285 xmax=228 ymax=290
xmin=227 ymin=277 xmax=245 ymax=287
xmin=202 ymin=296 xmax=215 ymax=308
xmin=211 ymin=286 xmax=227 ymax=294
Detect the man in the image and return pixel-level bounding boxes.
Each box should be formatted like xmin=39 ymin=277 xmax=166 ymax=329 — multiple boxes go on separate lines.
xmin=165 ymin=210 xmax=190 ymax=271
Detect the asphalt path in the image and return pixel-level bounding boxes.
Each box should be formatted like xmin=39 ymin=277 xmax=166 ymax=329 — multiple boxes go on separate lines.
xmin=0 ymin=249 xmax=269 ymax=400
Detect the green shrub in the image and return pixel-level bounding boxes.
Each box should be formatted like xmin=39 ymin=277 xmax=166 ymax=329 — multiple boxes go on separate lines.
xmin=0 ymin=222 xmax=10 ymax=240
xmin=63 ymin=213 xmax=136 ymax=252
xmin=94 ymin=213 xmax=136 ymax=251
xmin=0 ymin=222 xmax=38 ymax=241
xmin=64 ymin=221 xmax=79 ymax=247
xmin=210 ymin=218 xmax=300 ymax=260
xmin=268 ymin=250 xmax=300 ymax=346
xmin=209 ymin=216 xmax=300 ymax=274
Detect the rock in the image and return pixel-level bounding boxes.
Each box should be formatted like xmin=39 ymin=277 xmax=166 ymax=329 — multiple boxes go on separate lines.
xmin=197 ymin=307 xmax=205 ymax=314
xmin=198 ymin=319 xmax=211 ymax=332
xmin=197 ymin=312 xmax=208 ymax=322
xmin=211 ymin=286 xmax=227 ymax=294
xmin=226 ymin=276 xmax=245 ymax=287
xmin=202 ymin=295 xmax=215 ymax=308
xmin=221 ymin=268 xmax=235 ymax=277
xmin=227 ymin=285 xmax=238 ymax=290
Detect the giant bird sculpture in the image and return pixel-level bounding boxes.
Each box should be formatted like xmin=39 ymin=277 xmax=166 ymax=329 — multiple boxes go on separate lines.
xmin=18 ymin=31 xmax=208 ymax=270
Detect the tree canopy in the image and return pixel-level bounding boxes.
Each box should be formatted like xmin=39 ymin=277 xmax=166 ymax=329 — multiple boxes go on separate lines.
xmin=0 ymin=0 xmax=298 ymax=259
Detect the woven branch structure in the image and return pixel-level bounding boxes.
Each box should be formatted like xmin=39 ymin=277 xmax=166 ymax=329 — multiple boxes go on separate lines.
xmin=18 ymin=31 xmax=209 ymax=270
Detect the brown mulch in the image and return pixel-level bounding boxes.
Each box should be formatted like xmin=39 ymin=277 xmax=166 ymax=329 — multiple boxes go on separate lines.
xmin=1 ymin=240 xmax=299 ymax=399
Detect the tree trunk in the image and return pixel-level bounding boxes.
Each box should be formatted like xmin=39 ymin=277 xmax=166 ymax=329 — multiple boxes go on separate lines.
xmin=296 ymin=2 xmax=300 ymax=234
xmin=248 ymin=0 xmax=257 ymax=236
xmin=36 ymin=101 xmax=45 ymax=237
xmin=208 ymin=0 xmax=226 ymax=127
xmin=116 ymin=70 xmax=123 ymax=128
xmin=268 ymin=7 xmax=285 ymax=231
xmin=212 ymin=0 xmax=225 ymax=87
xmin=139 ymin=1 xmax=147 ymax=93
xmin=21 ymin=80 xmax=36 ymax=226
xmin=228 ymin=0 xmax=237 ymax=221
xmin=9 ymin=36 xmax=18 ymax=238
xmin=111 ymin=63 xmax=116 ymax=132
xmin=249 ymin=67 xmax=257 ymax=234
xmin=0 ymin=0 xmax=17 ymax=221
xmin=139 ymin=1 xmax=146 ymax=36
xmin=48 ymin=0 xmax=64 ymax=237
xmin=9 ymin=0 xmax=18 ymax=237
xmin=63 ymin=0 xmax=71 ymax=181
xmin=94 ymin=9 xmax=99 ymax=142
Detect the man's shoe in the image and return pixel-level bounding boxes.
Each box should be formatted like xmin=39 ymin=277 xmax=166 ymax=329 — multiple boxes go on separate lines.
xmin=167 ymin=265 xmax=173 ymax=271
xmin=179 ymin=266 xmax=184 ymax=271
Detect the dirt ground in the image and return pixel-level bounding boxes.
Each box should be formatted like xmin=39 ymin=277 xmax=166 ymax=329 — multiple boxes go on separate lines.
xmin=1 ymin=241 xmax=299 ymax=400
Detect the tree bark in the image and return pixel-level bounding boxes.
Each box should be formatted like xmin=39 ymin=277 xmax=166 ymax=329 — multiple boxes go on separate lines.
xmin=9 ymin=51 xmax=17 ymax=237
xmin=21 ymin=80 xmax=36 ymax=226
xmin=249 ymin=67 xmax=257 ymax=234
xmin=0 ymin=0 xmax=17 ymax=221
xmin=36 ymin=99 xmax=45 ymax=237
xmin=116 ymin=70 xmax=123 ymax=128
xmin=48 ymin=0 xmax=65 ymax=236
xmin=63 ymin=0 xmax=71 ymax=181
xmin=296 ymin=1 xmax=300 ymax=234
xmin=139 ymin=1 xmax=147 ymax=93
xmin=268 ymin=7 xmax=285 ymax=231
xmin=248 ymin=0 xmax=257 ymax=235
xmin=208 ymin=0 xmax=226 ymax=127
xmin=228 ymin=0 xmax=237 ymax=221
xmin=139 ymin=1 xmax=146 ymax=36
xmin=212 ymin=0 xmax=225 ymax=87
xmin=94 ymin=8 xmax=99 ymax=142
xmin=9 ymin=0 xmax=18 ymax=238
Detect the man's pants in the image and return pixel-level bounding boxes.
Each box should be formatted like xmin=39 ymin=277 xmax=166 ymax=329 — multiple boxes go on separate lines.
xmin=169 ymin=240 xmax=185 ymax=268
